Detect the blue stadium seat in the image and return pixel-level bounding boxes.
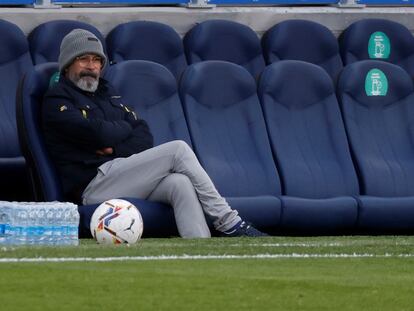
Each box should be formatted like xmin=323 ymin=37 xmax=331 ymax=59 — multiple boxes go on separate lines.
xmin=339 ymin=19 xmax=414 ymax=79
xmin=16 ymin=63 xmax=65 ymax=202
xmin=28 ymin=20 xmax=105 ymax=65
xmin=105 ymin=60 xmax=192 ymax=147
xmin=183 ymin=20 xmax=265 ymax=79
xmin=337 ymin=60 xmax=414 ymax=231
xmin=262 ymin=20 xmax=343 ymax=82
xmin=16 ymin=63 xmax=178 ymax=238
xmin=0 ymin=19 xmax=33 ymax=200
xmin=179 ymin=61 xmax=281 ymax=232
xmin=258 ymin=60 xmax=358 ymax=232
xmin=106 ymin=21 xmax=187 ymax=80
xmin=0 ymin=0 xmax=34 ymax=4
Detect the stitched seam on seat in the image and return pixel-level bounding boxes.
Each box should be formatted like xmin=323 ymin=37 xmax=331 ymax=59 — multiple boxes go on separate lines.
xmin=381 ymin=111 xmax=409 ymax=196
xmin=305 ymin=110 xmax=326 ymax=198
xmin=273 ymin=92 xmax=335 ymax=111
xmin=292 ymin=112 xmax=315 ymax=197
xmin=369 ymin=110 xmax=396 ymax=195
xmin=343 ymin=91 xmax=413 ymax=109
xmin=0 ymin=49 xmax=28 ymax=66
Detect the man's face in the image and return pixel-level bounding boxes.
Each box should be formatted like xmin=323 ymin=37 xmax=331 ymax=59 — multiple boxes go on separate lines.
xmin=65 ymin=54 xmax=103 ymax=92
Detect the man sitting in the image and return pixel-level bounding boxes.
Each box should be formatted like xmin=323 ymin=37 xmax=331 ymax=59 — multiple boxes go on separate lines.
xmin=42 ymin=29 xmax=267 ymax=238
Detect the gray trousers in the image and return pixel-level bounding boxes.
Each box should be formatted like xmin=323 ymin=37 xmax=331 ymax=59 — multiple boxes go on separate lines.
xmin=82 ymin=140 xmax=241 ymax=238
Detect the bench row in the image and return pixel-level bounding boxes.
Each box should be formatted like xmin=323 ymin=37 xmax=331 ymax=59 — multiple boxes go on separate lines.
xmin=17 ymin=59 xmax=414 ymax=236
xmin=16 ymin=18 xmax=414 ymax=82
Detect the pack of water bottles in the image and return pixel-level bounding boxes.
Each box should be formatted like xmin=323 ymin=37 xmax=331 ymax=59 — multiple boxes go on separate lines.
xmin=0 ymin=201 xmax=79 ymax=246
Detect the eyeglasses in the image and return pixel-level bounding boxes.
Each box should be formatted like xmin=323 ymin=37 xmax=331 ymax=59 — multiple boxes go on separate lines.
xmin=75 ymin=55 xmax=103 ymax=67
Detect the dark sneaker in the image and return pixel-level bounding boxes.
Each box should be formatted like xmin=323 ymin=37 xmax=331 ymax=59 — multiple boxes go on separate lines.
xmin=222 ymin=221 xmax=269 ymax=237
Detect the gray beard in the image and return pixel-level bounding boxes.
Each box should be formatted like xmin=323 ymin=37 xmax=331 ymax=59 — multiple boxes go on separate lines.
xmin=75 ymin=77 xmax=99 ymax=92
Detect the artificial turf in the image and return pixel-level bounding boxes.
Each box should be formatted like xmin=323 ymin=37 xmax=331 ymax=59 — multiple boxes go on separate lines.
xmin=1 ymin=236 xmax=414 ymax=311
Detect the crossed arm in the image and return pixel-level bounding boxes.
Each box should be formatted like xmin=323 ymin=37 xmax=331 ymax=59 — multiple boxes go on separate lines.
xmin=43 ymin=94 xmax=154 ymax=158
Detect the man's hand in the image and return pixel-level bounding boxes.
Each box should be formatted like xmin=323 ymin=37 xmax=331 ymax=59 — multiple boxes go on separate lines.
xmin=96 ymin=147 xmax=113 ymax=156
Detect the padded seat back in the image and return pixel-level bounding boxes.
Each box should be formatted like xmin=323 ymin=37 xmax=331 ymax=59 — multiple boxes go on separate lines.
xmin=106 ymin=21 xmax=187 ymax=80
xmin=28 ymin=20 xmax=105 ymax=65
xmin=259 ymin=60 xmax=359 ymax=198
xmin=0 ymin=19 xmax=33 ymax=159
xmin=105 ymin=60 xmax=192 ymax=147
xmin=17 ymin=63 xmax=179 ymax=237
xmin=339 ymin=19 xmax=414 ymax=79
xmin=183 ymin=20 xmax=265 ymax=78
xmin=16 ymin=63 xmax=63 ymax=201
xmin=180 ymin=61 xmax=281 ymax=197
xmin=262 ymin=20 xmax=343 ymax=81
xmin=338 ymin=60 xmax=414 ymax=196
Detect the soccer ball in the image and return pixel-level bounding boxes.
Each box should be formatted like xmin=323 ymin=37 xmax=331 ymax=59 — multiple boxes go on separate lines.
xmin=90 ymin=199 xmax=144 ymax=245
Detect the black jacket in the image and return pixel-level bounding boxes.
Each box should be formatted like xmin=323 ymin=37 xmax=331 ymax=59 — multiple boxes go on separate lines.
xmin=42 ymin=76 xmax=154 ymax=201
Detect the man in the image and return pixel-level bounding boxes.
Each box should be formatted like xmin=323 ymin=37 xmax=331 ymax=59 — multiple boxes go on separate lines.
xmin=42 ymin=29 xmax=267 ymax=238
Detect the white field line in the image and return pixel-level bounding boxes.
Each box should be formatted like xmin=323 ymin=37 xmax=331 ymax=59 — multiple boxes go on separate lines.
xmin=1 ymin=253 xmax=414 ymax=263
xmin=231 ymin=242 xmax=414 ymax=247
xmin=68 ymin=242 xmax=413 ymax=249
xmin=232 ymin=243 xmax=345 ymax=247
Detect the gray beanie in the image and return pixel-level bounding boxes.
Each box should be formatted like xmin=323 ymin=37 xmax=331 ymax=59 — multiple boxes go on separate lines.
xmin=58 ymin=28 xmax=107 ymax=72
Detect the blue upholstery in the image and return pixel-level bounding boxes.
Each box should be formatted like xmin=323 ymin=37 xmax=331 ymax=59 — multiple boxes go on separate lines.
xmin=258 ymin=61 xmax=358 ymax=231
xmin=16 ymin=63 xmax=63 ymax=201
xmin=0 ymin=19 xmax=32 ymax=200
xmin=106 ymin=21 xmax=187 ymax=80
xmin=281 ymin=197 xmax=358 ymax=232
xmin=226 ymin=197 xmax=281 ymax=230
xmin=28 ymin=20 xmax=105 ymax=65
xmin=183 ymin=20 xmax=265 ymax=79
xmin=262 ymin=20 xmax=343 ymax=82
xmin=338 ymin=61 xmax=414 ymax=196
xmin=339 ymin=19 xmax=414 ymax=79
xmin=356 ymin=197 xmax=414 ymax=231
xmin=180 ymin=61 xmax=281 ymax=230
xmin=16 ymin=63 xmax=178 ymax=238
xmin=105 ymin=60 xmax=192 ymax=147
xmin=338 ymin=60 xmax=414 ymax=230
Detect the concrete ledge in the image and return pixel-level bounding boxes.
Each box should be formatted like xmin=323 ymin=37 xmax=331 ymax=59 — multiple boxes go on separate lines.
xmin=0 ymin=6 xmax=413 ymax=36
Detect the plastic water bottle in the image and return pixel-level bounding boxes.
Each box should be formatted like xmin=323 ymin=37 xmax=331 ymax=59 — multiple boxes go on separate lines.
xmin=27 ymin=205 xmax=39 ymax=244
xmin=36 ymin=206 xmax=47 ymax=245
xmin=0 ymin=203 xmax=11 ymax=245
xmin=14 ymin=205 xmax=29 ymax=245
xmin=68 ymin=204 xmax=80 ymax=246
xmin=0 ymin=205 xmax=6 ymax=243
xmin=53 ymin=205 xmax=64 ymax=245
xmin=59 ymin=202 xmax=78 ymax=246
xmin=61 ymin=207 xmax=71 ymax=245
xmin=4 ymin=202 xmax=15 ymax=245
xmin=48 ymin=204 xmax=58 ymax=245
xmin=0 ymin=201 xmax=80 ymax=246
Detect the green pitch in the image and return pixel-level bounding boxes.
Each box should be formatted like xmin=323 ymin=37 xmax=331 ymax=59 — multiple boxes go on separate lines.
xmin=1 ymin=236 xmax=414 ymax=311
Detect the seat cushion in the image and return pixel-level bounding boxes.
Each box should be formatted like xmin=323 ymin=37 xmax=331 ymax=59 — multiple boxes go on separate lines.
xmin=226 ymin=196 xmax=281 ymax=231
xmin=357 ymin=196 xmax=414 ymax=231
xmin=280 ymin=196 xmax=358 ymax=232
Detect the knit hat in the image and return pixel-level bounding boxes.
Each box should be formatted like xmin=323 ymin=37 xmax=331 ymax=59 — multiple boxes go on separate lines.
xmin=58 ymin=28 xmax=107 ymax=72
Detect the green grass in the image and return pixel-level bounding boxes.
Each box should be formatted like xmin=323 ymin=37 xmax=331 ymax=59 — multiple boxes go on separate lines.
xmin=1 ymin=236 xmax=414 ymax=311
